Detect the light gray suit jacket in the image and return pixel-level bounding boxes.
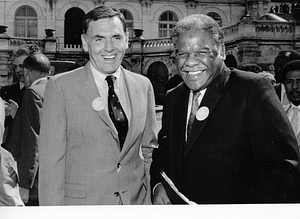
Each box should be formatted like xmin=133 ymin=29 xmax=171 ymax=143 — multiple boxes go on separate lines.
xmin=38 ymin=63 xmax=157 ymax=205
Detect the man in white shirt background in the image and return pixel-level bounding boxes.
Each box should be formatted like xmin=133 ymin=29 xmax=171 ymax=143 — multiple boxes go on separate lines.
xmin=282 ymin=60 xmax=300 ymax=148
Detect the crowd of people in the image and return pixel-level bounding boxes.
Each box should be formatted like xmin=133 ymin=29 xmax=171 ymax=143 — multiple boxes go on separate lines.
xmin=1 ymin=5 xmax=300 ymax=206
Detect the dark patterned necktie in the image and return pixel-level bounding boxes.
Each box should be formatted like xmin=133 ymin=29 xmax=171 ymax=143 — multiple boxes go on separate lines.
xmin=106 ymin=75 xmax=128 ymax=150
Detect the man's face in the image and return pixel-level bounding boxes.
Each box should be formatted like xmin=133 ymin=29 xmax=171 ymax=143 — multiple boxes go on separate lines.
xmin=175 ymin=29 xmax=225 ymax=91
xmin=81 ymin=17 xmax=128 ymax=74
xmin=285 ymin=70 xmax=300 ymax=106
xmin=13 ymin=55 xmax=27 ymax=83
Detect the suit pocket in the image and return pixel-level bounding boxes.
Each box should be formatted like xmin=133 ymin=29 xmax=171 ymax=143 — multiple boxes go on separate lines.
xmin=65 ymin=182 xmax=87 ymax=199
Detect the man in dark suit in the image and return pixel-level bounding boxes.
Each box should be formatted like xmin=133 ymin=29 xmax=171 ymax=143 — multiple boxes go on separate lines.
xmin=150 ymin=14 xmax=300 ymax=204
xmin=0 ymin=44 xmax=40 ymax=146
xmin=11 ymin=52 xmax=50 ymax=206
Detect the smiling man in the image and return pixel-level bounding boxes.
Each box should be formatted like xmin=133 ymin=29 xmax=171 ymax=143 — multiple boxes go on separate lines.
xmin=38 ymin=6 xmax=157 ymax=205
xmin=150 ymin=14 xmax=300 ymax=204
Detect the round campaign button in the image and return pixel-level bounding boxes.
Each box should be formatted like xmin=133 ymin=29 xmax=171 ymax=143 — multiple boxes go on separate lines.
xmin=196 ymin=106 xmax=209 ymax=121
xmin=92 ymin=97 xmax=105 ymax=111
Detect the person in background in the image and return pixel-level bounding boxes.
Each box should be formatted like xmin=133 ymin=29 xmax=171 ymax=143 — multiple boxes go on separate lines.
xmin=238 ymin=64 xmax=262 ymax=73
xmin=282 ymin=60 xmax=300 ymax=148
xmin=273 ymin=50 xmax=300 ymax=105
xmin=164 ymin=74 xmax=183 ymax=95
xmin=0 ymin=44 xmax=41 ymax=147
xmin=257 ymin=71 xmax=276 ymax=85
xmin=0 ymin=97 xmax=24 ymax=206
xmin=150 ymin=14 xmax=300 ymax=204
xmin=38 ymin=6 xmax=157 ymax=205
xmin=9 ymin=52 xmax=50 ymax=206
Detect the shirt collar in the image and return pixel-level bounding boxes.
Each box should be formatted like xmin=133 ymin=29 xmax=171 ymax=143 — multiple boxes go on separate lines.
xmin=283 ymin=103 xmax=300 ymax=112
xmin=19 ymin=81 xmax=24 ymax=89
xmin=29 ymin=77 xmax=48 ymax=88
xmin=90 ymin=63 xmax=121 ymax=87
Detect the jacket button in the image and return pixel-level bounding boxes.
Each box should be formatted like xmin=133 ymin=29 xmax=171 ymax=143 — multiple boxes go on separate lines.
xmin=117 ymin=163 xmax=121 ymax=172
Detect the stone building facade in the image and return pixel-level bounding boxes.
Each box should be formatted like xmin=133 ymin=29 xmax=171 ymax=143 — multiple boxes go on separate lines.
xmin=0 ymin=0 xmax=299 ymax=104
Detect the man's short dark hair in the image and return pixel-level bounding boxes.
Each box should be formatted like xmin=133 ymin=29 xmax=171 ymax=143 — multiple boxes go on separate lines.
xmin=282 ymin=60 xmax=300 ymax=81
xmin=82 ymin=6 xmax=127 ymax=34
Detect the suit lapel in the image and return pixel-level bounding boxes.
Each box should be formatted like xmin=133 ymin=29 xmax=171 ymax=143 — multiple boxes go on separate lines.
xmin=118 ymin=68 xmax=141 ymax=158
xmin=78 ymin=63 xmax=117 ymax=136
xmin=173 ymin=85 xmax=189 ymax=175
xmin=296 ymin=132 xmax=300 ymax=147
xmin=184 ymin=67 xmax=231 ymax=161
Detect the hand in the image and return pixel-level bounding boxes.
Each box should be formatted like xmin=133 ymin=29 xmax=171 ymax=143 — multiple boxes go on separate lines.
xmin=19 ymin=187 xmax=29 ymax=204
xmin=5 ymin=99 xmax=19 ymax=119
xmin=152 ymin=183 xmax=172 ymax=205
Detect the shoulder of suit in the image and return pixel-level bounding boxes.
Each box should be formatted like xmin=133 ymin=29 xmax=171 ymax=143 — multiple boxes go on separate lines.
xmin=123 ymin=68 xmax=151 ymax=84
xmin=49 ymin=65 xmax=85 ymax=82
xmin=0 ymin=82 xmax=19 ymax=91
xmin=229 ymin=68 xmax=265 ymax=81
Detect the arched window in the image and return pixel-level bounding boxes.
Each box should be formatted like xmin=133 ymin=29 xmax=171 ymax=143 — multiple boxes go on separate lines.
xmin=207 ymin=12 xmax=222 ymax=27
xmin=64 ymin=7 xmax=85 ymax=46
xmin=159 ymin=11 xmax=178 ymax=37
xmin=15 ymin=6 xmax=37 ymax=38
xmin=119 ymin=9 xmax=133 ymax=38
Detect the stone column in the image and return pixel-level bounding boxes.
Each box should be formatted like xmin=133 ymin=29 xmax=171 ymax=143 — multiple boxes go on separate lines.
xmin=43 ymin=29 xmax=57 ymax=53
xmin=141 ymin=0 xmax=152 ymax=38
xmin=0 ymin=25 xmax=11 ymax=86
xmin=186 ymin=0 xmax=197 ymax=16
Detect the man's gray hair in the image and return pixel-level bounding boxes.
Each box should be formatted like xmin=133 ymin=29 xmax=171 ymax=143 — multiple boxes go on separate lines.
xmin=171 ymin=14 xmax=224 ymax=46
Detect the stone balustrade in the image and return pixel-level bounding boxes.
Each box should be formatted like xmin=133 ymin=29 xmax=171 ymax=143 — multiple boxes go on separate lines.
xmin=223 ymin=20 xmax=300 ymax=42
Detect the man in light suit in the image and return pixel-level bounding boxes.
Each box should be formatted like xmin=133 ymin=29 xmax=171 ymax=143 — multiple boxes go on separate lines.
xmin=38 ymin=6 xmax=157 ymax=205
xmin=10 ymin=52 xmax=50 ymax=206
xmin=150 ymin=14 xmax=300 ymax=204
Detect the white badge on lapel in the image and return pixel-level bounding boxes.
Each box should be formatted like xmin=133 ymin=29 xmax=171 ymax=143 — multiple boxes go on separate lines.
xmin=196 ymin=106 xmax=209 ymax=121
xmin=92 ymin=97 xmax=105 ymax=111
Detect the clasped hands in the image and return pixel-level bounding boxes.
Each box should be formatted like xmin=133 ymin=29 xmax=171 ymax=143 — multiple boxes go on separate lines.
xmin=5 ymin=99 xmax=18 ymax=118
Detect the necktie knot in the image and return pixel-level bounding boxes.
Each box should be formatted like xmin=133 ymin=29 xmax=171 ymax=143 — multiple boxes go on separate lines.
xmin=192 ymin=91 xmax=201 ymax=103
xmin=106 ymin=75 xmax=116 ymax=88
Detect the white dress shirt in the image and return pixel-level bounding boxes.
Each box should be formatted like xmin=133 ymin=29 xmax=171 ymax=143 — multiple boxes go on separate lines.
xmin=90 ymin=63 xmax=131 ymax=126
xmin=29 ymin=77 xmax=48 ymax=88
xmin=284 ymin=104 xmax=300 ymax=137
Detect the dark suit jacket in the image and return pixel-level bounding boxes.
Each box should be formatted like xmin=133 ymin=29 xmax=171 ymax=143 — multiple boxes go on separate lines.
xmin=9 ymin=78 xmax=47 ymax=204
xmin=150 ymin=67 xmax=300 ymax=204
xmin=0 ymin=82 xmax=26 ymax=149
xmin=0 ymin=82 xmax=24 ymax=106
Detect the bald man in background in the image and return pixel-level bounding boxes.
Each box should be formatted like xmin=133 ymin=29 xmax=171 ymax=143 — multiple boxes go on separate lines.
xmin=9 ymin=52 xmax=50 ymax=206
